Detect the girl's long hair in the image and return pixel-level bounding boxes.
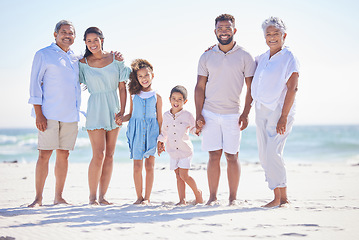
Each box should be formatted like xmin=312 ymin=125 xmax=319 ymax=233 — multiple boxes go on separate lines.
xmin=83 ymin=27 xmax=104 ymax=58
xmin=128 ymin=59 xmax=154 ymax=95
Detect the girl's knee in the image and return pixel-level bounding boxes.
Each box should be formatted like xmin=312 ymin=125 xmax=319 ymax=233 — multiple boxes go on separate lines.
xmin=133 ymin=161 xmax=143 ymax=172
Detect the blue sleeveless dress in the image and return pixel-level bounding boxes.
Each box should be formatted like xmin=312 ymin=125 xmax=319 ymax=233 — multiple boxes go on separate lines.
xmin=79 ymin=56 xmax=130 ymax=131
xmin=126 ymin=91 xmax=159 ymax=159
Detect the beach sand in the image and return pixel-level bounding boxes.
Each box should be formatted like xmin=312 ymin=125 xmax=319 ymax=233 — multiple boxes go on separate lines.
xmin=0 ymin=161 xmax=358 ymax=239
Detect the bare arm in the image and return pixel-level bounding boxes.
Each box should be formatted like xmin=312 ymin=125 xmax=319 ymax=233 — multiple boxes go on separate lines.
xmin=34 ymin=105 xmax=47 ymax=132
xmin=156 ymin=94 xmax=163 ymax=134
xmin=277 ymin=72 xmax=299 ymax=135
xmin=194 ymin=75 xmax=208 ymax=131
xmin=115 ymin=82 xmax=127 ymax=126
xmin=239 ymin=76 xmax=253 ymax=131
xmin=121 ymin=96 xmax=133 ymax=123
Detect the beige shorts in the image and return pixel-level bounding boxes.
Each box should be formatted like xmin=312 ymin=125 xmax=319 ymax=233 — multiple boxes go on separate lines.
xmin=38 ymin=120 xmax=78 ymax=150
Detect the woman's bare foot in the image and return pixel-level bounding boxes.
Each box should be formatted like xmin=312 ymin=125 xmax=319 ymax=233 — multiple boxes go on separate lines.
xmin=89 ymin=199 xmax=100 ymax=205
xmin=195 ymin=190 xmax=204 ymax=204
xmin=99 ymin=199 xmax=113 ymax=205
xmin=134 ymin=197 xmax=144 ymax=205
xmin=28 ymin=198 xmax=42 ymax=208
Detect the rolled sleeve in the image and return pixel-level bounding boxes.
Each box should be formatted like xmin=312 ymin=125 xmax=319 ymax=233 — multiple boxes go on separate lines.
xmin=28 ymin=51 xmax=45 ymax=105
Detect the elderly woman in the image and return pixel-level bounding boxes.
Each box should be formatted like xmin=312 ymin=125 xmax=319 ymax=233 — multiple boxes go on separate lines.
xmin=251 ymin=17 xmax=299 ymax=207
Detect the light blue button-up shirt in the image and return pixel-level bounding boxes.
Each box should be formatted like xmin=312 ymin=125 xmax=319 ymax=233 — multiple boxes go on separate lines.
xmin=28 ymin=43 xmax=81 ymax=122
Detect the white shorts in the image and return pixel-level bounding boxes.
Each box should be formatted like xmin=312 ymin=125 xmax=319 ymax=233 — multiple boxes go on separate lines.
xmin=38 ymin=120 xmax=78 ymax=151
xmin=201 ymin=109 xmax=241 ymax=154
xmin=170 ymin=155 xmax=192 ymax=170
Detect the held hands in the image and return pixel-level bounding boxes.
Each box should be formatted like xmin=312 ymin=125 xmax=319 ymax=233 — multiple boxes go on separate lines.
xmin=238 ymin=114 xmax=249 ymax=131
xmin=276 ymin=116 xmax=287 ymax=135
xmin=115 ymin=113 xmax=123 ymax=126
xmin=196 ymin=114 xmax=206 ymax=134
xmin=111 ymin=51 xmax=124 ymax=62
xmin=36 ymin=113 xmax=47 ymax=132
xmin=157 ymin=141 xmax=165 ymax=156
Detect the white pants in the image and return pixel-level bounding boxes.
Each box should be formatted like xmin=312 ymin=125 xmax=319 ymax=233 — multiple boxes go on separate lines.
xmin=255 ymin=104 xmax=294 ymax=190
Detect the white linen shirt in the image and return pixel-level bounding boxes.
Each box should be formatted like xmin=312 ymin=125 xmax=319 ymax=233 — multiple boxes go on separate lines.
xmin=251 ymin=47 xmax=299 ymax=116
xmin=28 ymin=43 xmax=81 ymax=122
xmin=197 ymin=44 xmax=256 ymax=115
xmin=157 ymin=109 xmax=197 ymax=159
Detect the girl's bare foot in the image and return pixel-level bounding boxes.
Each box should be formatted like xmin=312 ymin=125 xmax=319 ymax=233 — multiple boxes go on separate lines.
xmin=175 ymin=200 xmax=187 ymax=206
xmin=134 ymin=197 xmax=144 ymax=205
xmin=28 ymin=199 xmax=42 ymax=208
xmin=195 ymin=190 xmax=204 ymax=204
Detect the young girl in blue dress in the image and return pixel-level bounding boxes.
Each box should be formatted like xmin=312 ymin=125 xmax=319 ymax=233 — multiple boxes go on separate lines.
xmin=117 ymin=59 xmax=162 ymax=205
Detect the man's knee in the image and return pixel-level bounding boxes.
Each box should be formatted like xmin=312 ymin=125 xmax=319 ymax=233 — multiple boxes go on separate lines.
xmin=224 ymin=152 xmax=238 ymax=163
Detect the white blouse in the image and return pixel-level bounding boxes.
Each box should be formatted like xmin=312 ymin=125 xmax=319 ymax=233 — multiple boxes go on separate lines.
xmin=251 ymin=47 xmax=299 ymax=115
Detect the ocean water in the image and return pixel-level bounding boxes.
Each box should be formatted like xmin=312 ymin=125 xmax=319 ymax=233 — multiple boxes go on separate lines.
xmin=0 ymin=125 xmax=358 ymax=165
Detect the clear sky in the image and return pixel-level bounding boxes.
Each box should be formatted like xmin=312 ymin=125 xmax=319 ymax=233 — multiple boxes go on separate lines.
xmin=0 ymin=0 xmax=358 ymax=128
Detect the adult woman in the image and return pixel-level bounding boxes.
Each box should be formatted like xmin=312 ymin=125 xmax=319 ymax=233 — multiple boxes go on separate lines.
xmin=251 ymin=17 xmax=299 ymax=207
xmin=79 ymin=27 xmax=131 ymax=205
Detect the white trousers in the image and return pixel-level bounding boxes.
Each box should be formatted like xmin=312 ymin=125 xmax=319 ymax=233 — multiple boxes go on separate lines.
xmin=255 ymin=104 xmax=294 ymax=190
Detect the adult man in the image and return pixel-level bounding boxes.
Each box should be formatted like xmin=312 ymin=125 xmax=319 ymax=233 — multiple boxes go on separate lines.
xmin=195 ymin=14 xmax=256 ymax=205
xmin=28 ymin=20 xmax=81 ymax=207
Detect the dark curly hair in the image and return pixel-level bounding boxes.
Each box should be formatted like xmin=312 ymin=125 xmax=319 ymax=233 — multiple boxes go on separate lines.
xmin=128 ymin=59 xmax=154 ymax=95
xmin=215 ymin=14 xmax=235 ymax=27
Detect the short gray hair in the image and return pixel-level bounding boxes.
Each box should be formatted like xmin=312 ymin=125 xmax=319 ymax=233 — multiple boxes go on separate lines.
xmin=54 ymin=20 xmax=75 ymax=34
xmin=262 ymin=16 xmax=286 ymax=34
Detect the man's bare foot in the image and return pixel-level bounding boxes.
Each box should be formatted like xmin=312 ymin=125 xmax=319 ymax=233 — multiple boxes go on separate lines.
xmin=99 ymin=199 xmax=113 ymax=205
xmin=175 ymin=200 xmax=187 ymax=206
xmin=262 ymin=199 xmax=281 ymax=208
xmin=54 ymin=197 xmax=69 ymax=205
xmin=195 ymin=190 xmax=204 ymax=204
xmin=134 ymin=197 xmax=144 ymax=205
xmin=89 ymin=199 xmax=100 ymax=205
xmin=229 ymin=199 xmax=240 ymax=206
xmin=141 ymin=199 xmax=150 ymax=205
xmin=206 ymin=197 xmax=219 ymax=206
xmin=28 ymin=199 xmax=42 ymax=208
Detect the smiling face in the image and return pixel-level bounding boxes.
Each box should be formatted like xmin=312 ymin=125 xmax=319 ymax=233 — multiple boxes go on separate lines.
xmin=136 ymin=67 xmax=154 ymax=91
xmin=215 ymin=20 xmax=236 ymax=45
xmin=85 ymin=33 xmax=103 ymax=54
xmin=170 ymin=92 xmax=187 ymax=114
xmin=54 ymin=24 xmax=75 ymax=52
xmin=265 ymin=25 xmax=286 ymax=51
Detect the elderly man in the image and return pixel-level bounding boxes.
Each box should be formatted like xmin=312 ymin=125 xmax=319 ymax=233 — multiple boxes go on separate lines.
xmin=195 ymin=14 xmax=256 ymax=205
xmin=28 ymin=20 xmax=81 ymax=207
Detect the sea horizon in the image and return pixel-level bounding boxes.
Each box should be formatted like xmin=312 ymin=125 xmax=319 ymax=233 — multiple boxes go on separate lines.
xmin=1 ymin=125 xmax=358 ymax=165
